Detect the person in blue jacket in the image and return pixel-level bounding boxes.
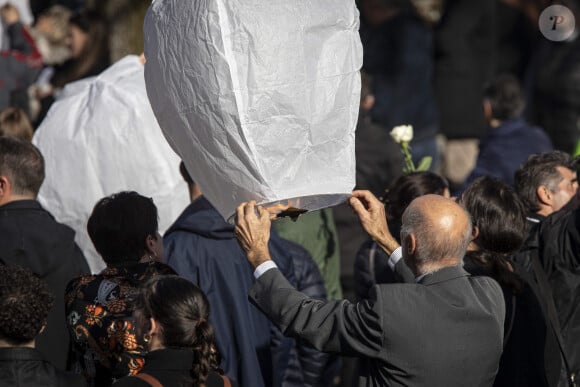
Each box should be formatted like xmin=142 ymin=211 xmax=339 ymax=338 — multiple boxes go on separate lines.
xmin=163 ymin=162 xmax=332 ymax=387
xmin=459 ymin=74 xmax=553 ymax=193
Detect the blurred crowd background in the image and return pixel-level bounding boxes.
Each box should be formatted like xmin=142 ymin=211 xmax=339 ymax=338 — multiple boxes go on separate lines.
xmin=2 ymin=1 xmax=580 ymax=385
xmin=3 ymin=0 xmax=580 ymax=330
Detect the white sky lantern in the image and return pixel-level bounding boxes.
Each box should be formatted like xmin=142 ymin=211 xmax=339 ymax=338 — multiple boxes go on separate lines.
xmin=144 ymin=0 xmax=363 ymax=222
xmin=33 ymin=56 xmax=189 ymax=273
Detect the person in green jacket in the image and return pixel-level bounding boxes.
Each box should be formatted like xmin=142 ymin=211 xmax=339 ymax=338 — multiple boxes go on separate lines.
xmin=273 ymin=208 xmax=342 ymax=301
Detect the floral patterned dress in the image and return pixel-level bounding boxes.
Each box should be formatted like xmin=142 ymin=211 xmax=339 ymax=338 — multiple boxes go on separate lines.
xmin=65 ymin=261 xmax=175 ymax=387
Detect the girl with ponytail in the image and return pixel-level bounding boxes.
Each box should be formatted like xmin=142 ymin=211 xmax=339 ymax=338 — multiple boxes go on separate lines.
xmin=113 ymin=276 xmax=233 ymax=387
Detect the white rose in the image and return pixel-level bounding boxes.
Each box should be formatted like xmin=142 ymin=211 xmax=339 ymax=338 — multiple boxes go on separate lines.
xmin=390 ymin=125 xmax=414 ymax=143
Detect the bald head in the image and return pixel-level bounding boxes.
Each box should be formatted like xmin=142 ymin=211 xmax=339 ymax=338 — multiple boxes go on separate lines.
xmin=401 ymin=195 xmax=472 ymax=274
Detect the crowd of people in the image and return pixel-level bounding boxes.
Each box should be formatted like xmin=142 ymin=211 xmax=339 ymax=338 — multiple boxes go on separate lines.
xmin=1 ymin=0 xmax=580 ymax=387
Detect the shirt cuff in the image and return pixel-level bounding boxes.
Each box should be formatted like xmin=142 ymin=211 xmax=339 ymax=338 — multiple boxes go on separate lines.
xmin=388 ymin=246 xmax=403 ymax=270
xmin=253 ymin=260 xmax=278 ymax=279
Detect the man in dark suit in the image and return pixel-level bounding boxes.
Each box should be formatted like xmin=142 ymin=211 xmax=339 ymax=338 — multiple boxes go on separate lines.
xmin=0 ymin=136 xmax=89 ymax=370
xmin=235 ymin=191 xmax=505 ymax=387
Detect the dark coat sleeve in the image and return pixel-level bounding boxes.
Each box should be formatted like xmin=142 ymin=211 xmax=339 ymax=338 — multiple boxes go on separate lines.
xmin=249 ymin=268 xmax=385 ymax=358
xmin=393 ymin=258 xmax=415 ymax=283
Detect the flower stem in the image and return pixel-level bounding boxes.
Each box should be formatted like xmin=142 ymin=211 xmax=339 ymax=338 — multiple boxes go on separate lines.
xmin=401 ymin=142 xmax=415 ymax=173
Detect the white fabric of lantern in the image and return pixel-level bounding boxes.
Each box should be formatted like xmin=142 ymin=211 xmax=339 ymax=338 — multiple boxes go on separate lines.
xmin=33 ymin=56 xmax=189 ymax=273
xmin=144 ymin=0 xmax=363 ymax=222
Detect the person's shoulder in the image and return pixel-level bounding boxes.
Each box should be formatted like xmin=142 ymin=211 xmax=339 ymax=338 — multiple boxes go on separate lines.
xmin=31 ymin=202 xmax=77 ymax=231
xmin=543 ymin=208 xmax=575 ymax=228
xmin=469 ymin=273 xmax=501 ymax=286
xmin=469 ymin=274 xmax=504 ymax=298
xmin=374 ymin=281 xmax=421 ymax=299
xmin=0 ymin=201 xmax=71 ymax=232
xmin=540 ymin=209 xmax=579 ymax=253
xmin=523 ymin=124 xmax=553 ymax=147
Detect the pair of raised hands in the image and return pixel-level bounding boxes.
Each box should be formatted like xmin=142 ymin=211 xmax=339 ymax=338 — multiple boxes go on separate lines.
xmin=235 ymin=190 xmax=400 ymax=269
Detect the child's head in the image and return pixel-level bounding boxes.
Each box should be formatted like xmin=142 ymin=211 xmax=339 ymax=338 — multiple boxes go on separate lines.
xmin=0 ymin=108 xmax=34 ymax=142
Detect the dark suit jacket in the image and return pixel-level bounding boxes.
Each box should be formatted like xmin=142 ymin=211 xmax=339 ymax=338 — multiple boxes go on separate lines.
xmin=0 ymin=200 xmax=90 ymax=370
xmin=249 ymin=265 xmax=505 ymax=387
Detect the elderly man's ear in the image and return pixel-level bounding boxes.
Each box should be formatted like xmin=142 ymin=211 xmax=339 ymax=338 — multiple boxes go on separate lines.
xmin=467 ymin=226 xmax=479 ymax=252
xmin=403 ymin=233 xmax=417 ymax=257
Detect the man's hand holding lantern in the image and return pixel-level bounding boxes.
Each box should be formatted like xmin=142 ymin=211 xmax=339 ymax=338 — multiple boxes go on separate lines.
xmin=349 ymin=190 xmax=400 ymax=256
xmin=235 ymin=201 xmax=273 ymax=269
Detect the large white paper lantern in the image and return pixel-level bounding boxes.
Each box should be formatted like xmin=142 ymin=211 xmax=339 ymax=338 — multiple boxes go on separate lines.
xmin=33 ymin=56 xmax=189 ymax=273
xmin=144 ymin=0 xmax=363 ymax=221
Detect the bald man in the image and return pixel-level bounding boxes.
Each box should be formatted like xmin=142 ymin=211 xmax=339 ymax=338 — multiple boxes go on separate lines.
xmin=235 ymin=191 xmax=505 ymax=387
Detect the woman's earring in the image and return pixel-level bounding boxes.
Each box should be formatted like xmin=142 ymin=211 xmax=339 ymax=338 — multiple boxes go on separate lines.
xmin=143 ymin=333 xmax=151 ymax=343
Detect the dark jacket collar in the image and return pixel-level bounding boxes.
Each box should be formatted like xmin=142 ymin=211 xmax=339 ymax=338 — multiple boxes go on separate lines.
xmin=489 ymin=117 xmax=527 ymax=137
xmin=419 ymin=265 xmax=470 ymax=286
xmin=0 ymin=199 xmax=42 ymax=211
xmin=0 ymin=347 xmax=45 ymax=362
xmin=526 ymin=212 xmax=545 ymax=224
xmin=164 ymin=196 xmax=234 ymax=240
xmin=143 ymin=348 xmax=194 ymax=371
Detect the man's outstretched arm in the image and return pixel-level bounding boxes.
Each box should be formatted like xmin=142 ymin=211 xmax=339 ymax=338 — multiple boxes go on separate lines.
xmin=350 ymin=191 xmax=414 ymax=282
xmin=235 ymin=201 xmax=385 ymax=358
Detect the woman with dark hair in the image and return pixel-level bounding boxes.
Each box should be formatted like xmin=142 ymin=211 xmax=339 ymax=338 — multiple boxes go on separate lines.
xmin=65 ymin=191 xmax=175 ymax=387
xmin=35 ymin=9 xmax=110 ymax=126
xmin=51 ymin=10 xmax=110 ymax=88
xmin=461 ymin=176 xmax=559 ymax=387
xmin=113 ymin=276 xmax=233 ymax=387
xmin=461 ymin=176 xmax=528 ymax=292
xmin=353 ymin=171 xmax=449 ymax=300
